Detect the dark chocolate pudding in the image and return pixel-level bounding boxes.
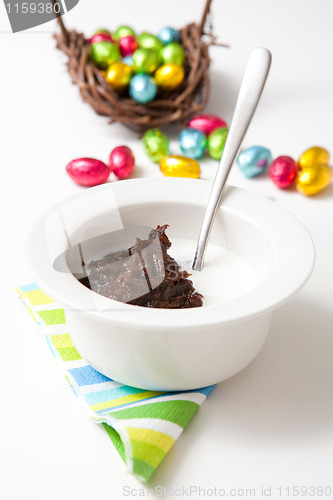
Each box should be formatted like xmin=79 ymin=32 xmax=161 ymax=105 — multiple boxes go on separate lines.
xmin=79 ymin=225 xmax=203 ymax=309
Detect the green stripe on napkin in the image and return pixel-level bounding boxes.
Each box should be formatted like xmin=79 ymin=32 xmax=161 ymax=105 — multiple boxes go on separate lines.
xmin=16 ymin=284 xmax=215 ymax=482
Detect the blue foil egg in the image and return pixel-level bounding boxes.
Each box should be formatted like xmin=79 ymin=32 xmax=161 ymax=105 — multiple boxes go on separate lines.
xmin=129 ymin=74 xmax=157 ymax=103
xmin=122 ymin=55 xmax=134 ymax=66
xmin=179 ymin=128 xmax=207 ymax=159
xmin=237 ymin=146 xmax=272 ymax=178
xmin=158 ymin=27 xmax=180 ymax=45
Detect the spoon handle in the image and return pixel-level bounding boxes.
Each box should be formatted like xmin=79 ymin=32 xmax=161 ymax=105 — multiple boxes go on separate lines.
xmin=192 ymin=47 xmax=272 ymax=271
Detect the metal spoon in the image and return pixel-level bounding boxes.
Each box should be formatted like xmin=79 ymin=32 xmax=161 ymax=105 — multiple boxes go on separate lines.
xmin=192 ymin=47 xmax=272 ymax=271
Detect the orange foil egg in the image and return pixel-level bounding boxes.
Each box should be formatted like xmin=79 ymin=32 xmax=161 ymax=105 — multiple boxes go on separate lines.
xmin=160 ymin=155 xmax=200 ymax=178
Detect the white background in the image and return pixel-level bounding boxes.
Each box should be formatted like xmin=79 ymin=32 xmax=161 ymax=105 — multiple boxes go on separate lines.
xmin=1 ymin=0 xmax=333 ymax=498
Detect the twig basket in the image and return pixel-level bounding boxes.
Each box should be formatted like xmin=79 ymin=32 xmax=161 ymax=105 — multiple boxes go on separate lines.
xmin=53 ymin=0 xmax=221 ymax=133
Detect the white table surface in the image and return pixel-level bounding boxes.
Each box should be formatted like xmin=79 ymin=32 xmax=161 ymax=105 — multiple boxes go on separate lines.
xmin=1 ymin=0 xmax=333 ymax=498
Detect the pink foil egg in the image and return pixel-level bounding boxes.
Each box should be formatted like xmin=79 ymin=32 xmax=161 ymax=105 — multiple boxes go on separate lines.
xmin=89 ymin=33 xmax=115 ymax=44
xmin=66 ymin=158 xmax=111 ymax=187
xmin=269 ymin=156 xmax=298 ymax=189
xmin=119 ymin=35 xmax=139 ymax=57
xmin=188 ymin=114 xmax=228 ymax=136
xmin=109 ymin=146 xmax=135 ymax=179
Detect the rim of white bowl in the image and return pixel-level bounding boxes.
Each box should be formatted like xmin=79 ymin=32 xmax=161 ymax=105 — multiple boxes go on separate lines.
xmin=27 ymin=178 xmax=315 ymax=329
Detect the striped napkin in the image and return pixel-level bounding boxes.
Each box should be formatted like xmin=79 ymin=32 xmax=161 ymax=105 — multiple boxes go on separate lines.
xmin=16 ymin=283 xmax=215 ymax=482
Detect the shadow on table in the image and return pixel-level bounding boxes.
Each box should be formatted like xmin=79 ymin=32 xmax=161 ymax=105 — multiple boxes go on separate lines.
xmin=149 ymin=294 xmax=333 ymax=484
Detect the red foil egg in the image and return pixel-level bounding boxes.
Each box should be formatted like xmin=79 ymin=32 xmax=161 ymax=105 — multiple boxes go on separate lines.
xmin=66 ymin=158 xmax=111 ymax=187
xmin=89 ymin=33 xmax=115 ymax=44
xmin=188 ymin=114 xmax=227 ymax=136
xmin=269 ymin=156 xmax=298 ymax=189
xmin=119 ymin=35 xmax=139 ymax=57
xmin=109 ymin=146 xmax=135 ymax=179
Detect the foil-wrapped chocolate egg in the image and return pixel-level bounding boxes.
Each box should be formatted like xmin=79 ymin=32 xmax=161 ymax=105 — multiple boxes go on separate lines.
xmin=158 ymin=27 xmax=180 ymax=45
xmin=137 ymin=32 xmax=163 ymax=52
xmin=298 ymin=146 xmax=330 ymax=169
xmin=66 ymin=158 xmax=111 ymax=187
xmin=105 ymin=62 xmax=132 ymax=90
xmin=207 ymin=127 xmax=229 ymax=160
xmin=179 ymin=128 xmax=207 ymax=159
xmin=160 ymin=42 xmax=184 ymax=66
xmin=237 ymin=146 xmax=272 ymax=178
xmin=142 ymin=129 xmax=169 ymax=163
xmin=269 ymin=156 xmax=298 ymax=189
xmin=90 ymin=41 xmax=120 ymax=69
xmin=188 ymin=114 xmax=227 ymax=136
xmin=109 ymin=146 xmax=135 ymax=180
xmin=114 ymin=26 xmax=135 ymax=41
xmin=296 ymin=163 xmax=332 ymax=196
xmin=89 ymin=33 xmax=114 ymax=44
xmin=155 ymin=64 xmax=184 ymax=90
xmin=94 ymin=29 xmax=112 ymax=36
xmin=119 ymin=35 xmax=138 ymax=57
xmin=132 ymin=48 xmax=160 ymax=74
xmin=160 ymin=155 xmax=200 ymax=178
xmin=129 ymin=74 xmax=157 ymax=103
xmin=122 ymin=55 xmax=133 ymax=66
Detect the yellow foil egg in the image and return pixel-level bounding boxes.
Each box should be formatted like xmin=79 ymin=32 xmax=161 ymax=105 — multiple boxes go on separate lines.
xmin=155 ymin=64 xmax=184 ymax=90
xmin=105 ymin=62 xmax=132 ymax=89
xmin=160 ymin=155 xmax=200 ymax=178
xmin=298 ymin=146 xmax=330 ymax=169
xmin=296 ymin=163 xmax=332 ymax=196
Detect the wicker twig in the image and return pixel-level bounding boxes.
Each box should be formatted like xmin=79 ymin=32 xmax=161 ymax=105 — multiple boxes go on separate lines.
xmin=52 ymin=0 xmax=219 ymax=133
xmin=199 ymin=0 xmax=213 ymax=35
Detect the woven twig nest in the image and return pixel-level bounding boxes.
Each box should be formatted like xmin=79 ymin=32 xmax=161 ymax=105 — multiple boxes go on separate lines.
xmin=53 ymin=0 xmax=222 ymax=133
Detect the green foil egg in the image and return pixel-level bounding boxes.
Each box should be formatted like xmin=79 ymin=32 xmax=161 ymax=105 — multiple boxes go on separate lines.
xmin=137 ymin=32 xmax=163 ymax=53
xmin=142 ymin=129 xmax=169 ymax=163
xmin=114 ymin=26 xmax=135 ymax=40
xmin=207 ymin=127 xmax=229 ymax=160
xmin=160 ymin=42 xmax=184 ymax=66
xmin=90 ymin=41 xmax=120 ymax=69
xmin=132 ymin=48 xmax=160 ymax=74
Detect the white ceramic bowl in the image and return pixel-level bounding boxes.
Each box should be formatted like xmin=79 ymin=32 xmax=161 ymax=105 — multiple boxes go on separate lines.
xmin=27 ymin=178 xmax=315 ymax=390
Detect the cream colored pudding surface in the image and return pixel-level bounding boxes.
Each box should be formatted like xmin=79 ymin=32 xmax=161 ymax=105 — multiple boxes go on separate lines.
xmin=169 ymin=238 xmax=263 ymax=307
